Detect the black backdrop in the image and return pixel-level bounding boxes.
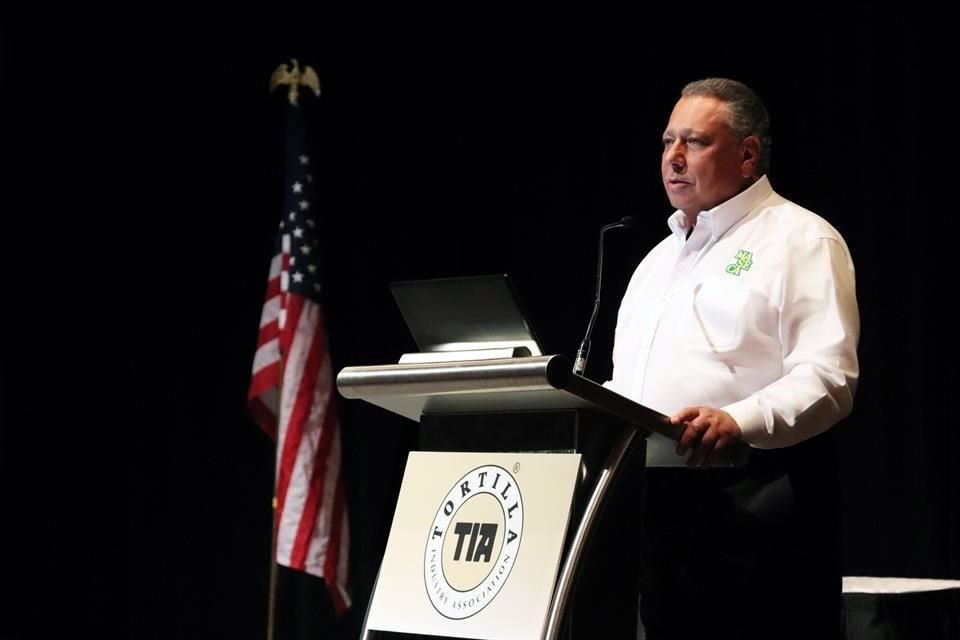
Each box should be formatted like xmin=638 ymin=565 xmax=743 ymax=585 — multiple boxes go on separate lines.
xmin=1 ymin=6 xmax=957 ymax=639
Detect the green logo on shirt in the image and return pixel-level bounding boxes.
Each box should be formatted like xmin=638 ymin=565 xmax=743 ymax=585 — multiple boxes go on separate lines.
xmin=725 ymin=250 xmax=753 ymax=276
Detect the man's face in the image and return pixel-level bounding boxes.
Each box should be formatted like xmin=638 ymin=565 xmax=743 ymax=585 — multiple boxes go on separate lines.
xmin=661 ymin=95 xmax=756 ymax=218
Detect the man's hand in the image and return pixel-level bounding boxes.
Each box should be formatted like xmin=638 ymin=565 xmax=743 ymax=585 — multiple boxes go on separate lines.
xmin=669 ymin=406 xmax=743 ymax=467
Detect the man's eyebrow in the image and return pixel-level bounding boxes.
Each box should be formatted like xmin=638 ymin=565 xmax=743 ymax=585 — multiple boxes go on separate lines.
xmin=663 ymin=127 xmax=703 ymax=138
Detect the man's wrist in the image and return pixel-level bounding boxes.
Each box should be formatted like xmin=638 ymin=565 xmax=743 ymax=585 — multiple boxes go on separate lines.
xmin=723 ymin=397 xmax=770 ymax=447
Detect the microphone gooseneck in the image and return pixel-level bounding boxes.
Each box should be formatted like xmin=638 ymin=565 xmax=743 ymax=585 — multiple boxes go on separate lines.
xmin=572 ymin=216 xmax=635 ymax=376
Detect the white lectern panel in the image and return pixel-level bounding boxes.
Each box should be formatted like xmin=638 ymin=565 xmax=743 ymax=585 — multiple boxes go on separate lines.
xmin=366 ymin=451 xmax=581 ymax=639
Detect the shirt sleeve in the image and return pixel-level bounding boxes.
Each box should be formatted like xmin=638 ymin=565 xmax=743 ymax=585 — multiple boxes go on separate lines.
xmin=724 ymin=236 xmax=860 ymax=449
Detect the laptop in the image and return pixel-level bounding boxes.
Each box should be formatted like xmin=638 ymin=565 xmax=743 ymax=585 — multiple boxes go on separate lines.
xmin=389 ymin=274 xmax=544 ymax=363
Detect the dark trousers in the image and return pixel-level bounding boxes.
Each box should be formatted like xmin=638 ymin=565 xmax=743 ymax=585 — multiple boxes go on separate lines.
xmin=637 ymin=434 xmax=843 ymax=640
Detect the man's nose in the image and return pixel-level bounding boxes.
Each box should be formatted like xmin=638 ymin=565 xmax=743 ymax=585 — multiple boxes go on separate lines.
xmin=664 ymin=142 xmax=685 ymax=172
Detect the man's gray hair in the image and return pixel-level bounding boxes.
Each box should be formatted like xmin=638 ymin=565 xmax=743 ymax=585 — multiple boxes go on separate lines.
xmin=681 ymin=78 xmax=772 ymax=176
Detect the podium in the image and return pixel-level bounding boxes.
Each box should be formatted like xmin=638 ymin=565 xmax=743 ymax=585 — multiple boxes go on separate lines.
xmin=337 ymin=355 xmax=678 ymax=640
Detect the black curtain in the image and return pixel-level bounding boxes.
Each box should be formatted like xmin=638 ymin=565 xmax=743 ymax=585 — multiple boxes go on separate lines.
xmin=1 ymin=6 xmax=956 ymax=639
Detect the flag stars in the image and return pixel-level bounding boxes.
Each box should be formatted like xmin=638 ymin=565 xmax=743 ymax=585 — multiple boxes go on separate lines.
xmin=306 ymin=219 xmax=315 ymax=228
xmin=299 ymin=200 xmax=310 ymax=211
xmin=299 ymin=154 xmax=310 ymax=165
xmin=292 ymin=182 xmax=303 ymax=193
xmin=292 ymin=272 xmax=304 ymax=283
xmin=301 ymin=245 xmax=312 ymax=255
xmin=306 ymin=174 xmax=314 ymax=183
xmin=308 ymin=264 xmax=317 ymax=274
xmin=313 ymin=283 xmax=321 ymax=292
xmin=293 ymin=227 xmax=304 ymax=238
xmin=289 ymin=211 xmax=297 ymax=221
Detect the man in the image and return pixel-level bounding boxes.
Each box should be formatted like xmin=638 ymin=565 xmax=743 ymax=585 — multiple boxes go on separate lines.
xmin=607 ymin=79 xmax=859 ymax=639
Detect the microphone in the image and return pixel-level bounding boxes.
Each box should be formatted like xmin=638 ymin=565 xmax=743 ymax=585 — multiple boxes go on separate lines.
xmin=573 ymin=216 xmax=635 ymax=376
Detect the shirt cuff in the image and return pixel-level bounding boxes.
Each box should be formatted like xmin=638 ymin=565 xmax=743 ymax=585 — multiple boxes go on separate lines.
xmin=723 ymin=396 xmax=771 ymax=448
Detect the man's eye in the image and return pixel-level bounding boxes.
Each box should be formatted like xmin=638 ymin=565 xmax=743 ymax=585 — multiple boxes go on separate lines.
xmin=687 ymin=138 xmax=703 ymax=146
xmin=662 ymin=138 xmax=674 ymax=147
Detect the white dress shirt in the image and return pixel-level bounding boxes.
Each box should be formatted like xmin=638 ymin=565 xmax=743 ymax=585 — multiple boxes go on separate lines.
xmin=608 ymin=176 xmax=859 ymax=464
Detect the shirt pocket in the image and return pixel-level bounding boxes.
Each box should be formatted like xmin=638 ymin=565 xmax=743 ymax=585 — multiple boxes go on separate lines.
xmin=685 ymin=275 xmax=750 ymax=353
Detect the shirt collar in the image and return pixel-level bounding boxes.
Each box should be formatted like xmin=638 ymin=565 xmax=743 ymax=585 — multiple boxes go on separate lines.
xmin=667 ymin=175 xmax=774 ymax=244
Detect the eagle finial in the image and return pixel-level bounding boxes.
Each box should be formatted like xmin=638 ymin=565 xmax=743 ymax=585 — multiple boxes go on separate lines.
xmin=269 ymin=59 xmax=321 ymax=106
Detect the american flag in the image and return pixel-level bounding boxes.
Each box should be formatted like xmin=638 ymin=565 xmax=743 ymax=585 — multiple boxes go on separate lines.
xmin=248 ymin=101 xmax=350 ymax=615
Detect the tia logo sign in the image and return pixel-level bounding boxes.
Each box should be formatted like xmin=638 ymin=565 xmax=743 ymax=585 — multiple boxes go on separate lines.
xmin=424 ymin=464 xmax=524 ymax=619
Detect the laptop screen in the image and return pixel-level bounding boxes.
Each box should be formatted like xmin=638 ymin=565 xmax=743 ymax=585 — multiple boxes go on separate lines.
xmin=389 ymin=274 xmax=543 ymax=356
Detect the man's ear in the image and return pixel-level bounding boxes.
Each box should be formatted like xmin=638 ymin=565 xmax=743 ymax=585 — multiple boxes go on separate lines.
xmin=740 ymin=135 xmax=761 ymax=177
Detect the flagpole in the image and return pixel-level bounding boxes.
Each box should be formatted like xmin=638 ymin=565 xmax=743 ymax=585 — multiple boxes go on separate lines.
xmin=266 ymin=331 xmax=284 ymax=640
xmin=265 ymin=224 xmax=288 ymax=640
xmin=264 ymin=60 xmax=323 ymax=640
xmin=267 ymin=494 xmax=280 ymax=640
